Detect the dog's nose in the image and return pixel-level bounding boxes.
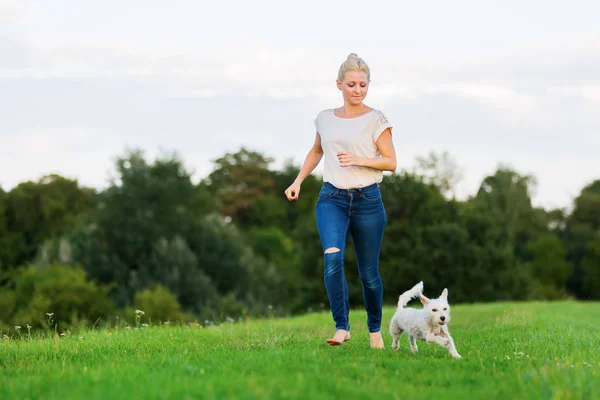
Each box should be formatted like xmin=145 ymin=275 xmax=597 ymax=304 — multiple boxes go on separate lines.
xmin=440 ymin=316 xmax=446 ymax=321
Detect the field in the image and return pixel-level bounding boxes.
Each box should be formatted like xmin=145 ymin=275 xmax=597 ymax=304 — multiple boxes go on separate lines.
xmin=1 ymin=301 xmax=599 ymax=399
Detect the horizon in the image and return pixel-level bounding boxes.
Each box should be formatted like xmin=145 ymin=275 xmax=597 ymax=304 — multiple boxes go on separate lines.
xmin=0 ymin=143 xmax=594 ymax=214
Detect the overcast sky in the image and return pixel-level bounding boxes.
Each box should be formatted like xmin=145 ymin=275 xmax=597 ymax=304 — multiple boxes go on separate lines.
xmin=1 ymin=0 xmax=599 ymax=210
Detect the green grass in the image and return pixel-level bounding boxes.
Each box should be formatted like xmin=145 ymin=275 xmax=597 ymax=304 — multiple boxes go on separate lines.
xmin=1 ymin=301 xmax=599 ymax=399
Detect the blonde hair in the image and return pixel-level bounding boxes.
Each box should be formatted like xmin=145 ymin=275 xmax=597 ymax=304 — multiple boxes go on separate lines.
xmin=337 ymin=53 xmax=370 ymax=82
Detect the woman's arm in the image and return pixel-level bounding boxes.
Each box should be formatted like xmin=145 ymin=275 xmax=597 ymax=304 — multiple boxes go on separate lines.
xmin=285 ymin=133 xmax=323 ymax=200
xmin=294 ymin=133 xmax=324 ymax=184
xmin=337 ymin=128 xmax=397 ymax=172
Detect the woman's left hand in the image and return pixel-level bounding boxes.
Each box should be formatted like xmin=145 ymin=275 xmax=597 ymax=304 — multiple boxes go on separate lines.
xmin=337 ymin=151 xmax=364 ymax=167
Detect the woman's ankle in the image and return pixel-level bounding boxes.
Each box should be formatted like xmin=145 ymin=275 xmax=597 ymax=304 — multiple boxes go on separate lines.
xmin=369 ymin=331 xmax=384 ymax=348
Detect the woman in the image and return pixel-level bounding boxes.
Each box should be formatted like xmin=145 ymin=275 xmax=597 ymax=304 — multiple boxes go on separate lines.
xmin=285 ymin=53 xmax=397 ymax=348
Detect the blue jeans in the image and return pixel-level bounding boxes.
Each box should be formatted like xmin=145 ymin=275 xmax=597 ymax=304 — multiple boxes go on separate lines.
xmin=315 ymin=182 xmax=387 ymax=333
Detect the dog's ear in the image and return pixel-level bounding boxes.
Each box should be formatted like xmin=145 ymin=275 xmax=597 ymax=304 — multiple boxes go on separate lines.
xmin=419 ymin=293 xmax=429 ymax=306
xmin=441 ymin=288 xmax=448 ymax=299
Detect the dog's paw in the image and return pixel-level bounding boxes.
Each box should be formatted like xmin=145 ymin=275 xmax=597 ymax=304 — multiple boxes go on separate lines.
xmin=452 ymin=353 xmax=462 ymax=359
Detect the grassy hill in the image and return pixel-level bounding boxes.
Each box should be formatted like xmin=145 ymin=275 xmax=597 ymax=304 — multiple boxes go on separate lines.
xmin=1 ymin=301 xmax=599 ymax=399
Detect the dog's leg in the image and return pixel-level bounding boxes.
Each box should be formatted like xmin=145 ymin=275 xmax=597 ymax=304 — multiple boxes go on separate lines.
xmin=389 ymin=320 xmax=404 ymax=350
xmin=408 ymin=335 xmax=418 ymax=353
xmin=425 ymin=332 xmax=449 ymax=348
xmin=440 ymin=326 xmax=461 ymax=359
xmin=446 ymin=335 xmax=461 ymax=359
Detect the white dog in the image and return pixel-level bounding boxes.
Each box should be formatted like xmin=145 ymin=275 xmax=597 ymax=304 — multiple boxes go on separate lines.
xmin=389 ymin=281 xmax=462 ymax=359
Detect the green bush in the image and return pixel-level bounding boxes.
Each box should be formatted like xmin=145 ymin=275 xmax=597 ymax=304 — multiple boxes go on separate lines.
xmin=0 ymin=289 xmax=17 ymax=332
xmin=5 ymin=264 xmax=116 ymax=332
xmin=127 ymin=284 xmax=193 ymax=324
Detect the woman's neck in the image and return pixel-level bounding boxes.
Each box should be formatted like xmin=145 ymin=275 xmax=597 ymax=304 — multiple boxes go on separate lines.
xmin=338 ymin=104 xmax=370 ymax=116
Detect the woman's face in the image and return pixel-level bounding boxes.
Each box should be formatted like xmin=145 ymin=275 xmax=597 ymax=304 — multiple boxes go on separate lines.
xmin=337 ymin=70 xmax=369 ymax=106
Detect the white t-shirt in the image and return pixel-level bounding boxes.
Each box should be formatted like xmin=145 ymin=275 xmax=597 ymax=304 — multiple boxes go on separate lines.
xmin=314 ymin=109 xmax=393 ymax=189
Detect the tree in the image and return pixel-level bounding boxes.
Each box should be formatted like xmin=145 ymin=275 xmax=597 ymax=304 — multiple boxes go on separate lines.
xmin=34 ymin=150 xmax=285 ymax=319
xmin=458 ymin=200 xmax=531 ymax=301
xmin=249 ymin=226 xmax=300 ymax=301
xmin=0 ymin=187 xmax=11 ymax=271
xmin=475 ymin=167 xmax=537 ymax=238
xmin=378 ymin=172 xmax=463 ymax=302
xmin=2 ymin=175 xmax=96 ymax=270
xmin=206 ymin=147 xmax=276 ymax=227
xmin=525 ymin=233 xmax=571 ymax=299
xmin=473 ymin=166 xmax=550 ymax=262
xmin=69 ymin=149 xmax=219 ymax=307
xmin=413 ymin=151 xmax=464 ymax=198
xmin=565 ymin=180 xmax=600 ymax=298
xmin=579 ymin=233 xmax=600 ymax=298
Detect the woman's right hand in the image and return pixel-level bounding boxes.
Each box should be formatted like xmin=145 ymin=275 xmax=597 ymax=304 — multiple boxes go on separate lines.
xmin=284 ymin=182 xmax=301 ymax=201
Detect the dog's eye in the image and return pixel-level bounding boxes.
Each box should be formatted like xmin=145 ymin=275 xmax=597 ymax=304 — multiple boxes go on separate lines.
xmin=432 ymin=309 xmax=438 ymax=312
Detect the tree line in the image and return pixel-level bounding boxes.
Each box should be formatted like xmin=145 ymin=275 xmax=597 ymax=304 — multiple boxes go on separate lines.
xmin=1 ymin=147 xmax=598 ymax=332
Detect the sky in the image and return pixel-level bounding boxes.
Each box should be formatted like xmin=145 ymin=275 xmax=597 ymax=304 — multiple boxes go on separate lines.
xmin=1 ymin=0 xmax=599 ymax=211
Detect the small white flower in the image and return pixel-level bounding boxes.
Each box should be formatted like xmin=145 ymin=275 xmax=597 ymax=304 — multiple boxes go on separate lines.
xmin=135 ymin=309 xmax=145 ymax=315
xmin=142 ymin=323 xmax=149 ymax=327
xmin=46 ymin=313 xmax=54 ymax=317
xmin=60 ymin=333 xmax=66 ymax=336
xmin=14 ymin=326 xmax=21 ymax=330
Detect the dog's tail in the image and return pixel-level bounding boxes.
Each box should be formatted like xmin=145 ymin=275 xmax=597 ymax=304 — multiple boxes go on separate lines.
xmin=397 ymin=281 xmax=424 ymax=308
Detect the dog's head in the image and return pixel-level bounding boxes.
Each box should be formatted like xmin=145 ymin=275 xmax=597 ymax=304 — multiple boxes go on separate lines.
xmin=419 ymin=288 xmax=451 ymax=326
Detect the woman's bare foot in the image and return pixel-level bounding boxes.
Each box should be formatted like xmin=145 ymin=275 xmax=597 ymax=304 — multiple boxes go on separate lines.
xmin=326 ymin=330 xmax=351 ymax=346
xmin=370 ymin=332 xmax=384 ymax=349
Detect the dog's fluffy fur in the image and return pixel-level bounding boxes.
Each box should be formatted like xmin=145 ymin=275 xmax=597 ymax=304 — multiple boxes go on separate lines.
xmin=389 ymin=281 xmax=461 ymax=359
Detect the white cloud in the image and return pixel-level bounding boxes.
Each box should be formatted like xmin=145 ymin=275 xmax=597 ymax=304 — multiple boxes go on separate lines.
xmin=547 ymin=84 xmax=600 ymax=103
xmin=432 ymin=83 xmax=540 ymax=117
xmin=0 ymin=0 xmax=23 ymax=23
xmin=0 ymin=127 xmax=115 ymax=188
xmin=3 ymin=127 xmax=89 ymax=153
xmin=5 ymin=34 xmax=595 ymax=122
xmin=163 ymin=89 xmax=219 ymax=99
xmin=0 ymin=28 xmax=594 ymax=107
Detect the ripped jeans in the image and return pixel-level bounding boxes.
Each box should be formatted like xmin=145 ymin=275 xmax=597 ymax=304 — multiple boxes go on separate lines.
xmin=315 ymin=182 xmax=387 ymax=333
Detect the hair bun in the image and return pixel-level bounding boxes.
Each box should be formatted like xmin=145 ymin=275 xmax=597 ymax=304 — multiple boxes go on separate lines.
xmin=337 ymin=53 xmax=370 ymax=81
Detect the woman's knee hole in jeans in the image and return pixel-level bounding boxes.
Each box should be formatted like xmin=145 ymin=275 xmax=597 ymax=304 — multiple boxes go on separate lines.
xmin=323 ymin=247 xmax=342 ymax=278
xmin=324 ymin=247 xmax=340 ymax=254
